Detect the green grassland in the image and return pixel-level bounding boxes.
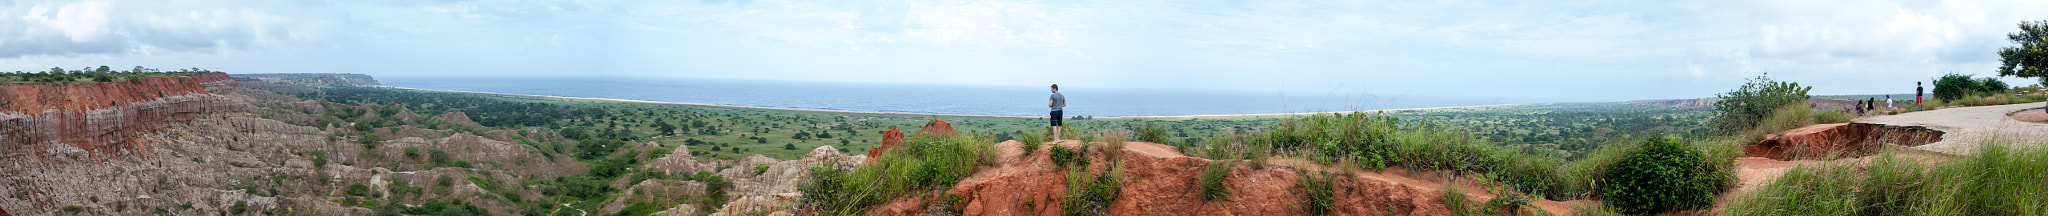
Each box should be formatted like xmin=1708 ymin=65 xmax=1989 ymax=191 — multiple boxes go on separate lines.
xmin=299 ymin=86 xmax=1709 ymax=160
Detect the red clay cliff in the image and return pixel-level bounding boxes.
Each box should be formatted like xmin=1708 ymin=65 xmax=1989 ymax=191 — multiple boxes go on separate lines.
xmin=0 ymin=73 xmax=236 ymax=160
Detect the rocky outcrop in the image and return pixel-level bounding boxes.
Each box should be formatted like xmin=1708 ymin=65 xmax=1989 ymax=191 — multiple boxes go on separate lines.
xmin=864 ymin=126 xmax=906 ymax=164
xmin=918 ymin=119 xmax=957 ymax=137
xmin=712 ymin=146 xmax=858 ymax=216
xmin=1 ymin=74 xmax=240 ymax=162
xmin=1745 ymin=123 xmax=1944 ymax=160
xmin=599 ymin=180 xmax=708 ymax=214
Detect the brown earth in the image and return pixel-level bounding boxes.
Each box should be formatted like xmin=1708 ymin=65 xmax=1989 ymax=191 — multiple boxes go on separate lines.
xmin=2014 ymin=108 xmax=2048 ymax=124
xmin=918 ymin=118 xmax=956 ymax=137
xmin=871 ymin=140 xmax=1574 ymax=216
xmin=1743 ymin=123 xmax=1942 ymax=160
xmin=0 ymin=73 xmax=229 ymax=114
xmin=864 ymin=126 xmax=906 ymax=164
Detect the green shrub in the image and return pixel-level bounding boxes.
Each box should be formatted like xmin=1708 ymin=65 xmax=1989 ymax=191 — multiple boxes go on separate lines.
xmin=1197 ymin=162 xmax=1232 ymax=201
xmin=1934 ymin=73 xmax=1979 ymax=102
xmin=1298 ymin=172 xmax=1337 ymax=216
xmin=232 ymin=200 xmax=249 ymax=214
xmin=801 ymin=133 xmax=997 ymax=215
xmin=1049 ymin=144 xmax=1088 ymax=168
xmin=1135 ymin=121 xmax=1170 ymax=143
xmin=1711 ymin=73 xmax=1812 ymax=134
xmin=1443 ymin=185 xmax=1477 ymax=215
xmin=1019 ymin=128 xmax=1047 ymax=155
xmin=1977 ymin=77 xmax=2010 ymax=93
xmin=1600 ymin=137 xmax=1722 ymax=214
xmin=346 ymin=183 xmax=372 ymax=197
xmin=1061 ymin=161 xmax=1124 ymax=216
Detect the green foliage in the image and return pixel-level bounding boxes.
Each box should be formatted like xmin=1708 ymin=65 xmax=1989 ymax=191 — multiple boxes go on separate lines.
xmin=1443 ymin=185 xmax=1477 ymax=216
xmin=589 ymin=157 xmax=630 ymax=178
xmin=397 ymin=201 xmax=489 ymax=216
xmin=558 ymin=176 xmax=613 ymax=199
xmin=62 ymin=205 xmax=84 ymax=213
xmin=359 ymin=133 xmax=383 ymax=149
xmin=1242 ymin=112 xmax=1569 ymax=199
xmin=613 ymin=202 xmax=664 ymax=216
xmin=1061 ymin=161 xmax=1124 ymax=216
xmin=1135 ymin=121 xmax=1170 ymax=143
xmin=0 ymin=66 xmax=215 ymax=84
xmin=1997 ymin=20 xmax=2048 ymax=81
xmin=1298 ymin=172 xmax=1337 ymax=216
xmin=801 ymin=133 xmax=997 ymax=215
xmin=232 ymin=200 xmax=249 ymax=214
xmin=1600 ymin=137 xmax=1723 ymax=214
xmin=1019 ymin=128 xmax=1046 ymax=155
xmin=346 ymin=183 xmax=372 ymax=197
xmin=1934 ymin=73 xmax=1981 ymax=101
xmin=1197 ymin=162 xmax=1232 ymax=201
xmin=1048 ymin=144 xmax=1088 ymax=168
xmin=1712 ymin=73 xmax=1812 ymax=134
xmin=686 ymin=171 xmax=734 ymax=214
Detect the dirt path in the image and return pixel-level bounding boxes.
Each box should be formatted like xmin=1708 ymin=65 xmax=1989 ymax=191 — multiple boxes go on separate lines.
xmin=1857 ymin=102 xmax=2048 ymax=155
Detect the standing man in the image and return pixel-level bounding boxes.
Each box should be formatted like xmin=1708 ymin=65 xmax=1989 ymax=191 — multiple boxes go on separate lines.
xmin=1916 ymin=82 xmax=1925 ymax=105
xmin=1886 ymin=95 xmax=1893 ymax=109
xmin=1049 ymin=84 xmax=1067 ymax=143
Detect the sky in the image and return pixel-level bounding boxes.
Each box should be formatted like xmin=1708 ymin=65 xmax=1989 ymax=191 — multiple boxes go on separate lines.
xmin=2 ymin=0 xmax=2046 ymax=102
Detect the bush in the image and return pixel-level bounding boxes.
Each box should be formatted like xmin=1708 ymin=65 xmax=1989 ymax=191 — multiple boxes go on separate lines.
xmin=1019 ymin=127 xmax=1048 ymax=155
xmin=1934 ymin=73 xmax=1979 ymax=102
xmin=1197 ymin=162 xmax=1232 ymax=201
xmin=1600 ymin=137 xmax=1723 ymax=214
xmin=345 ymin=183 xmax=372 ymax=197
xmin=1049 ymin=144 xmax=1088 ymax=168
xmin=1977 ymin=77 xmax=2010 ymax=93
xmin=1812 ymin=109 xmax=1853 ymax=124
xmin=1711 ymin=73 xmax=1812 ymax=134
xmin=801 ymin=133 xmax=997 ymax=215
xmin=1135 ymin=121 xmax=1170 ymax=143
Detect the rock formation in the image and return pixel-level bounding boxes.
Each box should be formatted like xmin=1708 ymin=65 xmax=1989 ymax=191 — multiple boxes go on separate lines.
xmin=1745 ymin=123 xmax=1944 ymax=160
xmin=1 ymin=73 xmax=238 ymax=162
xmin=918 ymin=119 xmax=957 ymax=137
xmin=864 ymin=126 xmax=906 ymax=164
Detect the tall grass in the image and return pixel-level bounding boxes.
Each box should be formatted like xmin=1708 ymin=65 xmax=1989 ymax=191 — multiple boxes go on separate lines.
xmin=1061 ymin=161 xmax=1124 ymax=216
xmin=1298 ymin=171 xmax=1337 ymax=216
xmin=1019 ymin=127 xmax=1049 ymax=155
xmin=1723 ymin=138 xmax=2048 ymax=215
xmin=800 ymin=133 xmax=998 ymax=215
xmin=1204 ymin=112 xmax=1576 ymax=199
xmin=1099 ymin=130 xmax=1129 ymax=162
xmin=1197 ymin=162 xmax=1232 ymax=201
xmin=1135 ymin=121 xmax=1170 ymax=144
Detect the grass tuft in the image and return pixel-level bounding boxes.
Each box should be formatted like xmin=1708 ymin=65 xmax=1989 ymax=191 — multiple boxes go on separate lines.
xmin=1197 ymin=161 xmax=1233 ymax=201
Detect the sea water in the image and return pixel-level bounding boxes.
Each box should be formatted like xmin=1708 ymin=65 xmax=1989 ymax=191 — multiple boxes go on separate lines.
xmin=381 ymin=76 xmax=1543 ymax=117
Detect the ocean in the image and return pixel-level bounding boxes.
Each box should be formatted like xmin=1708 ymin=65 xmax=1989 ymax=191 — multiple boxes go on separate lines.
xmin=380 ymin=76 xmax=1546 ymax=117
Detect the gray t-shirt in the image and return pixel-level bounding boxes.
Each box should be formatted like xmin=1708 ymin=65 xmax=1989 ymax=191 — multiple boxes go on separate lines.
xmin=1050 ymin=92 xmax=1066 ymax=111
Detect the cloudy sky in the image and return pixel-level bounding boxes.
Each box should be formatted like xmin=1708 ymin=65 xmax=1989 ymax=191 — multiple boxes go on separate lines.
xmin=1 ymin=0 xmax=2044 ymax=101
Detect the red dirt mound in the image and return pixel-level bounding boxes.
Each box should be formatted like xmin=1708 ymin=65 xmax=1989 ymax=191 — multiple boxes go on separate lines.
xmin=0 ymin=73 xmax=238 ymax=160
xmin=919 ymin=119 xmax=957 ymax=137
xmin=864 ymin=126 xmax=906 ymax=164
xmin=1745 ymin=123 xmax=1942 ymax=160
xmin=871 ymin=140 xmax=1510 ymax=215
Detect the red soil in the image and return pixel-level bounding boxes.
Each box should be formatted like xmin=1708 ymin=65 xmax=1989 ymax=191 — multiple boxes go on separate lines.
xmin=1743 ymin=123 xmax=1942 ymax=160
xmin=0 ymin=73 xmax=234 ymax=160
xmin=870 ymin=139 xmax=1576 ymax=216
xmin=864 ymin=126 xmax=907 ymax=164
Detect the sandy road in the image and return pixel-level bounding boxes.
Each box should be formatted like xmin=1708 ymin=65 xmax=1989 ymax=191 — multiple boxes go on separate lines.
xmin=1858 ymin=102 xmax=2048 ymax=155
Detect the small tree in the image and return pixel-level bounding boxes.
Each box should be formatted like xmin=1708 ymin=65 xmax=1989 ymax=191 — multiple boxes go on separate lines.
xmin=1934 ymin=73 xmax=1979 ymax=102
xmin=1997 ymin=20 xmax=2048 ymax=86
xmin=1711 ymin=73 xmax=1811 ymax=134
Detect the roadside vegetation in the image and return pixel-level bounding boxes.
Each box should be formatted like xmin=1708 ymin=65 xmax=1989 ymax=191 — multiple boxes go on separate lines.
xmin=1724 ymin=139 xmax=2048 ymax=215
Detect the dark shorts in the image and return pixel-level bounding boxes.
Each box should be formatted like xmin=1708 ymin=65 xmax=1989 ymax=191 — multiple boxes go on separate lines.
xmin=1050 ymin=110 xmax=1063 ymax=126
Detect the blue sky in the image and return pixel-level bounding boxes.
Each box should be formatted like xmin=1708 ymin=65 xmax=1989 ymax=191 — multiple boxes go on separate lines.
xmin=2 ymin=0 xmax=2045 ymax=101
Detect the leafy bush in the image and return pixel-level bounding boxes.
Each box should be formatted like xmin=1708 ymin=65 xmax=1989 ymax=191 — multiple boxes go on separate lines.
xmin=1020 ymin=127 xmax=1048 ymax=155
xmin=1934 ymin=73 xmax=1981 ymax=102
xmin=1600 ymin=137 xmax=1723 ymax=214
xmin=1711 ymin=73 xmax=1812 ymax=134
xmin=801 ymin=133 xmax=997 ymax=215
xmin=1978 ymin=77 xmax=2010 ymax=93
xmin=1049 ymin=144 xmax=1088 ymax=168
xmin=1197 ymin=162 xmax=1232 ymax=201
